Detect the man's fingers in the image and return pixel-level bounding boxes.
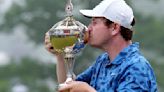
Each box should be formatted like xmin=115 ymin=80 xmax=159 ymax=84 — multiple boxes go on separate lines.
xmin=45 ymin=32 xmax=49 ymax=36
xmin=44 ymin=39 xmax=50 ymax=45
xmin=45 ymin=35 xmax=50 ymax=40
xmin=45 ymin=43 xmax=52 ymax=49
xmin=44 ymin=32 xmax=60 ymax=55
xmin=45 ymin=32 xmax=50 ymax=40
xmin=58 ymin=84 xmax=71 ymax=92
xmin=44 ymin=32 xmax=50 ymax=45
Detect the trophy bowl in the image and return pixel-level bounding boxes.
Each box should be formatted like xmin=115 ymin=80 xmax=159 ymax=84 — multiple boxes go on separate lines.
xmin=48 ymin=16 xmax=88 ymax=54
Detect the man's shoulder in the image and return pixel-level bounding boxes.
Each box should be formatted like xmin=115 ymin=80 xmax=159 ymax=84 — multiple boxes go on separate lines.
xmin=120 ymin=53 xmax=153 ymax=75
xmin=126 ymin=51 xmax=149 ymax=65
xmin=122 ymin=53 xmax=155 ymax=77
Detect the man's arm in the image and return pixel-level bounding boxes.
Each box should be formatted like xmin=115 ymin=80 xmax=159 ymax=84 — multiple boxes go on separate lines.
xmin=56 ymin=54 xmax=67 ymax=83
xmin=44 ymin=32 xmax=67 ymax=83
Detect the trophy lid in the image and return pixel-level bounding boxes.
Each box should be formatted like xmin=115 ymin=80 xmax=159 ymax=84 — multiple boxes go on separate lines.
xmin=49 ymin=16 xmax=87 ymax=36
xmin=49 ymin=0 xmax=87 ymax=36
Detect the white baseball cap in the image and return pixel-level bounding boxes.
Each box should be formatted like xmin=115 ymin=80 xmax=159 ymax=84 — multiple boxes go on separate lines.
xmin=80 ymin=0 xmax=134 ymax=29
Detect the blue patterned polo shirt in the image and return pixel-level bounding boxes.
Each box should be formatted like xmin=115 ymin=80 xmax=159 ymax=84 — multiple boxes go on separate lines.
xmin=76 ymin=42 xmax=158 ymax=92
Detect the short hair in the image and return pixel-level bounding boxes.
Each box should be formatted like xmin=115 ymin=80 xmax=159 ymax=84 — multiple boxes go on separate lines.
xmin=103 ymin=17 xmax=135 ymax=41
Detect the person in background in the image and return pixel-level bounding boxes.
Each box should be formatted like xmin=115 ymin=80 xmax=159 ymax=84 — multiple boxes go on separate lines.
xmin=45 ymin=0 xmax=158 ymax=91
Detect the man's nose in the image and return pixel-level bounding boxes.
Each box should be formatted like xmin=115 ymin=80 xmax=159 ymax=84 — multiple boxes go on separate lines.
xmin=87 ymin=24 xmax=92 ymax=32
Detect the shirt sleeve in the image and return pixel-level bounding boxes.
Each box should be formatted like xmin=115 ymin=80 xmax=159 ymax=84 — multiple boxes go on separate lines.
xmin=75 ymin=62 xmax=95 ymax=84
xmin=75 ymin=53 xmax=105 ymax=84
xmin=116 ymin=61 xmax=158 ymax=92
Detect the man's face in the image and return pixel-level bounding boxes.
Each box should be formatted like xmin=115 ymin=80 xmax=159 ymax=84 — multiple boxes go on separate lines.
xmin=87 ymin=17 xmax=113 ymax=48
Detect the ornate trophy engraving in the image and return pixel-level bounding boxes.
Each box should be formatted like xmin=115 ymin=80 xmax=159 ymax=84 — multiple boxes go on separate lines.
xmin=47 ymin=0 xmax=88 ymax=90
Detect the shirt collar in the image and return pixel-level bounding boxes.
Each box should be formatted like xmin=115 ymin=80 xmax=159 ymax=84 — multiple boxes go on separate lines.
xmin=105 ymin=42 xmax=139 ymax=66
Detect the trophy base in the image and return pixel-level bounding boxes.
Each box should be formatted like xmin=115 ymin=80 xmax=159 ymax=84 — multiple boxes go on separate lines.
xmin=56 ymin=78 xmax=73 ymax=92
xmin=58 ymin=83 xmax=67 ymax=88
xmin=56 ymin=83 xmax=69 ymax=92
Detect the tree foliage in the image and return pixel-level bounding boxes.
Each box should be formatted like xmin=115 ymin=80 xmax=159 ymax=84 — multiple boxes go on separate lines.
xmin=0 ymin=57 xmax=56 ymax=92
xmin=0 ymin=0 xmax=66 ymax=44
xmin=133 ymin=15 xmax=164 ymax=55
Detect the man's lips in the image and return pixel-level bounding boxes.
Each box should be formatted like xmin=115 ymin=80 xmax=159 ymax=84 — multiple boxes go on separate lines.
xmin=84 ymin=31 xmax=89 ymax=44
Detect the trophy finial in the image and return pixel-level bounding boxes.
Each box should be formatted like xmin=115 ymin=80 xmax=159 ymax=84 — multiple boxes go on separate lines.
xmin=65 ymin=0 xmax=73 ymax=16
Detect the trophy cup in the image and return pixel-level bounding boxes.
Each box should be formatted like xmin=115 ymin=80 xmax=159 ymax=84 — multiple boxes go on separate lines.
xmin=47 ymin=0 xmax=88 ymax=90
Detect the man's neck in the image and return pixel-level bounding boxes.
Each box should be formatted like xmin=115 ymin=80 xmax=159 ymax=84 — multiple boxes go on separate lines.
xmin=104 ymin=37 xmax=132 ymax=62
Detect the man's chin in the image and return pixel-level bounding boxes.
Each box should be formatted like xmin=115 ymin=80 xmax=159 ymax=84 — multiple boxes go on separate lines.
xmin=88 ymin=42 xmax=99 ymax=48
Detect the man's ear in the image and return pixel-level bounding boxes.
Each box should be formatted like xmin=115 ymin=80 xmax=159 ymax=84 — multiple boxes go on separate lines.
xmin=111 ymin=23 xmax=120 ymax=36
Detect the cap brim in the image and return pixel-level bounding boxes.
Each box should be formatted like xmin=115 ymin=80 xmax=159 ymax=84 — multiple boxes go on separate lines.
xmin=80 ymin=10 xmax=103 ymax=18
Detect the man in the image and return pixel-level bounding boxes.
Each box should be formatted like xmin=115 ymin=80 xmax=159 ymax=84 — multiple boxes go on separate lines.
xmin=45 ymin=0 xmax=158 ymax=91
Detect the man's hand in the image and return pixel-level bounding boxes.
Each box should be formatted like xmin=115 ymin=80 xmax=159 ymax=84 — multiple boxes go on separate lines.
xmin=58 ymin=81 xmax=96 ymax=92
xmin=44 ymin=32 xmax=60 ymax=55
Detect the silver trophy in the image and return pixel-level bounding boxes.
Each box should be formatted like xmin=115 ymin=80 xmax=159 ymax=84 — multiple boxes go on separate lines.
xmin=47 ymin=0 xmax=88 ymax=89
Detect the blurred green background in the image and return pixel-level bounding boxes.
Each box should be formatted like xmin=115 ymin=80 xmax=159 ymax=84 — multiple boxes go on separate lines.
xmin=0 ymin=0 xmax=164 ymax=92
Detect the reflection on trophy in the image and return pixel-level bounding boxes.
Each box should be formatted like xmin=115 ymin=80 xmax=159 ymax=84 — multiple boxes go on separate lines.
xmin=47 ymin=0 xmax=88 ymax=89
